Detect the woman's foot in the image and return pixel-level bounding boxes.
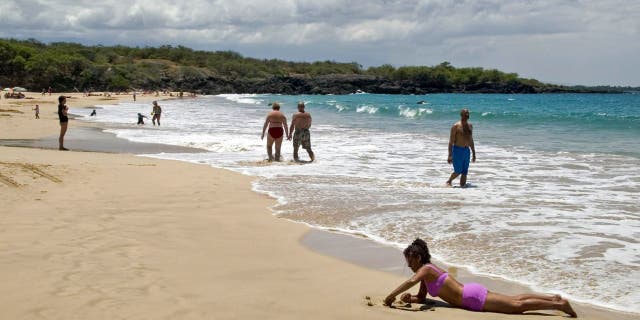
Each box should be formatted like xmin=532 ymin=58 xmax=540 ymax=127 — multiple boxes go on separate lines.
xmin=560 ymin=299 xmax=577 ymax=318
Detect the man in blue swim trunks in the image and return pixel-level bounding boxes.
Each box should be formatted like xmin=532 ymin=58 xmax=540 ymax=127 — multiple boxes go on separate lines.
xmin=446 ymin=108 xmax=476 ymax=187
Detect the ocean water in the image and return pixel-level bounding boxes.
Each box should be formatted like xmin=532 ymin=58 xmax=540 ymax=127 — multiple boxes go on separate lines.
xmin=78 ymin=93 xmax=640 ymax=314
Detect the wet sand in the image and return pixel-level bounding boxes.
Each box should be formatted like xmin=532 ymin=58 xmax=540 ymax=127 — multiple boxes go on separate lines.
xmin=0 ymin=126 xmax=205 ymax=154
xmin=302 ymin=229 xmax=640 ymax=320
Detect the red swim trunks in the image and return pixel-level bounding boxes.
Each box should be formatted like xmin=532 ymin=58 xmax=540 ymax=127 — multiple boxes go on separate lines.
xmin=268 ymin=127 xmax=284 ymax=139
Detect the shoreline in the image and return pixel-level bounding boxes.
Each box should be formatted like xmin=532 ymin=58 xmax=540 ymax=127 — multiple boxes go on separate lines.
xmin=0 ymin=126 xmax=206 ymax=154
xmin=35 ymin=94 xmax=640 ymax=316
xmin=300 ymin=229 xmax=640 ymax=319
xmin=84 ymin=108 xmax=637 ymax=317
xmin=2 ymin=92 xmax=636 ymax=319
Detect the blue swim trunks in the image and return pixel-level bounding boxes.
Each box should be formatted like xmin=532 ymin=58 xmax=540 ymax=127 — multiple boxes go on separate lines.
xmin=452 ymin=145 xmax=471 ymax=175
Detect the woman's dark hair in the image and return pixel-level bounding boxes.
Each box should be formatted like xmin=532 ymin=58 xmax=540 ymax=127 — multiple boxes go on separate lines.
xmin=58 ymin=95 xmax=66 ymax=104
xmin=403 ymin=238 xmax=431 ymax=264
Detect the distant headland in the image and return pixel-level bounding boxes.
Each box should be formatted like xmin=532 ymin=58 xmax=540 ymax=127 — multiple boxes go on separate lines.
xmin=0 ymin=38 xmax=636 ymax=94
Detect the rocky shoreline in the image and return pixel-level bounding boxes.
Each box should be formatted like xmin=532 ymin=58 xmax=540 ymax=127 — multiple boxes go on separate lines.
xmin=160 ymin=74 xmax=619 ymax=95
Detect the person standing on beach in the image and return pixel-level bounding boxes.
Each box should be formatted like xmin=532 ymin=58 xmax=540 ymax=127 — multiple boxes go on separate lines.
xmin=133 ymin=91 xmax=137 ymax=102
xmin=288 ymin=102 xmax=315 ymax=162
xmin=33 ymin=104 xmax=40 ymax=119
xmin=446 ymin=108 xmax=476 ymax=187
xmin=261 ymin=102 xmax=289 ymax=162
xmin=151 ymin=101 xmax=161 ymax=126
xmin=58 ymin=96 xmax=69 ymax=151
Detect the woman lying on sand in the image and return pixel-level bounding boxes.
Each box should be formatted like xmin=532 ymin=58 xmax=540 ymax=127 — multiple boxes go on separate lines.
xmin=384 ymin=238 xmax=577 ymax=317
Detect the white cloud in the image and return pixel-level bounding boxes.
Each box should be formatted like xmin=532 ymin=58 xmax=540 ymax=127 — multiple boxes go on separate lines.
xmin=339 ymin=19 xmax=417 ymax=42
xmin=1 ymin=0 xmax=638 ymax=85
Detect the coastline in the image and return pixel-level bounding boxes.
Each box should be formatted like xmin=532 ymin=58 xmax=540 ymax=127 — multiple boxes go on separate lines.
xmin=301 ymin=229 xmax=640 ymax=320
xmin=0 ymin=126 xmax=206 ymax=154
xmin=1 ymin=92 xmax=636 ymax=319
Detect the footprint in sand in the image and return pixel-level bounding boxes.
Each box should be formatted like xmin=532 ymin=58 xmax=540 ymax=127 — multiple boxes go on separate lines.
xmin=0 ymin=162 xmax=62 ymax=187
xmin=21 ymin=163 xmax=62 ymax=183
xmin=0 ymin=171 xmax=20 ymax=187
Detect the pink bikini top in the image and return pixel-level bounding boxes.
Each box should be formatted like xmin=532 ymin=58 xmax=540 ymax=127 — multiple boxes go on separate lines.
xmin=423 ymin=264 xmax=448 ymax=297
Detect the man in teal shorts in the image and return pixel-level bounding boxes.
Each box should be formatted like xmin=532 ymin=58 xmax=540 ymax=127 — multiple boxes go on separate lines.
xmin=446 ymin=108 xmax=476 ymax=187
xmin=288 ymin=102 xmax=315 ymax=162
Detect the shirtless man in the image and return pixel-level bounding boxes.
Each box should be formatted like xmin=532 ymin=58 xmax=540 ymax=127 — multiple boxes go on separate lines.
xmin=261 ymin=102 xmax=289 ymax=161
xmin=288 ymin=102 xmax=315 ymax=162
xmin=446 ymin=108 xmax=476 ymax=187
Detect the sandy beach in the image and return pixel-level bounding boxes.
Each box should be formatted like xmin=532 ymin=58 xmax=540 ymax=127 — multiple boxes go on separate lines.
xmin=1 ymin=93 xmax=636 ymax=319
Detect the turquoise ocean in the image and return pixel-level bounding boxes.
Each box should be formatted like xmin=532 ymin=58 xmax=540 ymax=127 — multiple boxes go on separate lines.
xmin=80 ymin=93 xmax=640 ymax=314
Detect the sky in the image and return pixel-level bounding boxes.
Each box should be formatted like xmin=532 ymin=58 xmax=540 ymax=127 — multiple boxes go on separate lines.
xmin=1 ymin=0 xmax=639 ymax=86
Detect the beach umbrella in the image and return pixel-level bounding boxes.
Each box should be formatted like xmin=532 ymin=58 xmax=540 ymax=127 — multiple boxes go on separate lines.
xmin=12 ymin=87 xmax=27 ymax=92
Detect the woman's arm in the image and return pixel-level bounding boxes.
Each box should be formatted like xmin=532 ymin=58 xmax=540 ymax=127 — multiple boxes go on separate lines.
xmin=401 ymin=281 xmax=428 ymax=303
xmin=261 ymin=118 xmax=269 ymax=140
xmin=283 ymin=117 xmax=289 ymax=139
xmin=384 ymin=266 xmax=429 ymax=306
xmin=384 ymin=278 xmax=420 ymax=306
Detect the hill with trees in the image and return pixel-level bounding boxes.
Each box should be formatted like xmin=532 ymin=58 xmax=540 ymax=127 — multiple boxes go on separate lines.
xmin=0 ymin=38 xmax=630 ymax=94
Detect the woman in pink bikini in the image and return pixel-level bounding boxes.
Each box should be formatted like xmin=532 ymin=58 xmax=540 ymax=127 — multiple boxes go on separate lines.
xmin=385 ymin=238 xmax=577 ymax=317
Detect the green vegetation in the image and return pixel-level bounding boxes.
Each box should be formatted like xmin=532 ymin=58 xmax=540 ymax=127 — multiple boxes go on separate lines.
xmin=0 ymin=38 xmax=631 ymax=93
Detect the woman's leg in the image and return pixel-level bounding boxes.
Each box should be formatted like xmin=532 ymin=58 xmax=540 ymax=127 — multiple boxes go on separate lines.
xmin=483 ymin=292 xmax=576 ymax=317
xmin=59 ymin=123 xmax=68 ymax=150
xmin=266 ymin=135 xmax=275 ymax=161
xmin=274 ymin=137 xmax=283 ymax=161
xmin=513 ymin=293 xmax=561 ymax=301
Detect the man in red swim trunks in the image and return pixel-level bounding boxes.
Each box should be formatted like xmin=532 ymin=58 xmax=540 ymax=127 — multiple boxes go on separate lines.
xmin=261 ymin=102 xmax=289 ymax=161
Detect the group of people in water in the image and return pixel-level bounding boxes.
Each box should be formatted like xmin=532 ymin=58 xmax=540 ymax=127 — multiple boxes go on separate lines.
xmin=137 ymin=101 xmax=162 ymax=126
xmin=261 ymin=102 xmax=314 ymax=162
xmin=56 ymin=97 xmax=163 ymax=151
xmin=261 ymin=103 xmax=476 ymax=187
